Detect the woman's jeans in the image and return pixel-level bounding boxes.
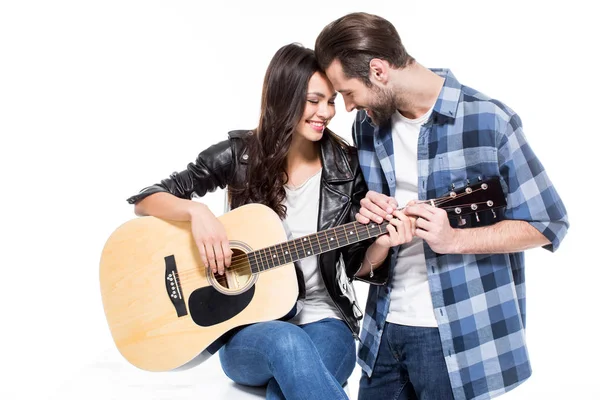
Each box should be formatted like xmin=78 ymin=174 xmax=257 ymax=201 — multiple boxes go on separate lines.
xmin=219 ymin=318 xmax=356 ymax=400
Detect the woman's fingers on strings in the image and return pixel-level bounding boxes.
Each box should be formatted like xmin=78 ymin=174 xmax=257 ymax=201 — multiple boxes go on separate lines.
xmin=214 ymin=243 xmax=225 ymax=275
xmin=394 ymin=212 xmax=412 ymax=243
xmin=222 ymin=242 xmax=233 ymax=268
xmin=197 ymin=243 xmax=209 ymax=272
xmin=363 ymin=192 xmax=394 ymax=220
xmin=204 ymin=242 xmax=218 ymax=274
xmin=386 ymin=222 xmax=398 ymax=244
xmin=355 ymin=211 xmax=371 ymax=224
xmin=359 ymin=206 xmax=385 ymax=224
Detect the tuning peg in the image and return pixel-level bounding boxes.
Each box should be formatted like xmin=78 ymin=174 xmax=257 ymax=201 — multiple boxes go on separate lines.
xmin=491 ymin=209 xmax=497 ymax=218
xmin=475 ymin=212 xmax=480 ymax=222
xmin=458 ymin=216 xmax=467 ymax=226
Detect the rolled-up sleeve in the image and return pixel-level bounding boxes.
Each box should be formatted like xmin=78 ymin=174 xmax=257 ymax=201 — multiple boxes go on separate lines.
xmin=497 ymin=114 xmax=569 ymax=251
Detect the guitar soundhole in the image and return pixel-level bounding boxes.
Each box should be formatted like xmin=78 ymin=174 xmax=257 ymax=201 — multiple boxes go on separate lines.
xmin=212 ymin=248 xmax=253 ymax=292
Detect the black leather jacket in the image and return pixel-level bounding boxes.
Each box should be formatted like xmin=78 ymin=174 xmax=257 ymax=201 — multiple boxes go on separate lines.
xmin=127 ymin=129 xmax=375 ymax=336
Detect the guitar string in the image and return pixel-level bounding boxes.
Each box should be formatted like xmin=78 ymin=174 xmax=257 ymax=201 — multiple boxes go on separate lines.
xmin=174 ymin=198 xmax=496 ymax=279
xmin=173 ymin=186 xmax=494 ymax=279
xmin=182 ymin=185 xmax=488 ymax=269
xmin=173 ymin=223 xmax=383 ymax=279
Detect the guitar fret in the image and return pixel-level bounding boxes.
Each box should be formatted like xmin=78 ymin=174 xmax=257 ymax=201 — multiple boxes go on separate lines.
xmin=300 ymin=236 xmax=308 ymax=258
xmin=254 ymin=252 xmax=262 ymax=273
xmin=315 ymin=232 xmax=323 ymax=253
xmin=332 ymin=227 xmax=340 ymax=248
xmin=350 ymin=222 xmax=360 ymax=242
xmin=267 ymin=245 xmax=277 ymax=268
xmin=278 ymin=243 xmax=288 ymax=266
xmin=254 ymin=250 xmax=263 ymax=272
xmin=338 ymin=226 xmax=350 ymax=246
xmin=259 ymin=248 xmax=267 ymax=270
xmin=341 ymin=225 xmax=350 ymax=246
xmin=275 ymin=244 xmax=282 ymax=266
xmin=244 ymin=177 xmax=503 ymax=274
xmin=274 ymin=243 xmax=282 ymax=266
xmin=292 ymin=237 xmax=300 ymax=262
xmin=320 ymin=231 xmax=328 ymax=251
xmin=261 ymin=248 xmax=268 ymax=271
xmin=273 ymin=245 xmax=280 ymax=266
xmin=255 ymin=249 xmax=264 ymax=272
xmin=367 ymin=223 xmax=378 ymax=239
xmin=283 ymin=242 xmax=292 ymax=264
xmin=358 ymin=224 xmax=371 ymax=240
xmin=248 ymin=252 xmax=258 ymax=273
xmin=306 ymin=235 xmax=314 ymax=257
xmin=325 ymin=230 xmax=334 ymax=250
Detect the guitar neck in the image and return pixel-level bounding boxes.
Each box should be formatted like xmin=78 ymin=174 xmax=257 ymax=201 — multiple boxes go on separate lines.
xmin=248 ymin=220 xmax=388 ymax=273
xmin=248 ymin=177 xmax=506 ymax=273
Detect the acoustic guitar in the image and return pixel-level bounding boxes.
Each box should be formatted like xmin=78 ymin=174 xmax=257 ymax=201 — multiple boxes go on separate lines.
xmin=100 ymin=177 xmax=505 ymax=371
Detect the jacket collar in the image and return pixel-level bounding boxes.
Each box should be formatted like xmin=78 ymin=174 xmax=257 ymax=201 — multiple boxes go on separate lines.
xmin=237 ymin=129 xmax=354 ymax=183
xmin=319 ymin=130 xmax=354 ymax=183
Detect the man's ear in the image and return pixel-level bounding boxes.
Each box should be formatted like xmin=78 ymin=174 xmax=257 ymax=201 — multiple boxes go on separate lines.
xmin=369 ymin=58 xmax=390 ymax=84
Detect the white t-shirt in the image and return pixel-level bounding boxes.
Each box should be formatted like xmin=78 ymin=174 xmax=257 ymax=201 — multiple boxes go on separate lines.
xmin=387 ymin=108 xmax=438 ymax=327
xmin=282 ymin=169 xmax=343 ymax=325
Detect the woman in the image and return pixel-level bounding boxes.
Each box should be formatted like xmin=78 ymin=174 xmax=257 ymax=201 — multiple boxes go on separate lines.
xmin=127 ymin=43 xmax=410 ymax=400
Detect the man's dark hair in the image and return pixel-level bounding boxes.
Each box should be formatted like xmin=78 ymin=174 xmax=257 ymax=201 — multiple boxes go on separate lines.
xmin=315 ymin=12 xmax=414 ymax=86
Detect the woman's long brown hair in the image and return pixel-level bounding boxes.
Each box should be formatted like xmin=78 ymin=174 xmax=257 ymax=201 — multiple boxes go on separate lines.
xmin=229 ymin=43 xmax=347 ymax=219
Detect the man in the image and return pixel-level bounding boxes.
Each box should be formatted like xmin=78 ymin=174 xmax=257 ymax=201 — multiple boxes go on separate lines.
xmin=315 ymin=12 xmax=569 ymax=400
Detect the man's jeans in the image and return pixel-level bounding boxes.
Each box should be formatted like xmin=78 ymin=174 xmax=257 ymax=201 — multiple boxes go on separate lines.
xmin=359 ymin=322 xmax=454 ymax=400
xmin=219 ymin=318 xmax=355 ymax=400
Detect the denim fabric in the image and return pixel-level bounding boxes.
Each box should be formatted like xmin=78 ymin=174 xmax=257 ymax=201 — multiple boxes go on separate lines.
xmin=359 ymin=323 xmax=453 ymax=400
xmin=219 ymin=318 xmax=355 ymax=400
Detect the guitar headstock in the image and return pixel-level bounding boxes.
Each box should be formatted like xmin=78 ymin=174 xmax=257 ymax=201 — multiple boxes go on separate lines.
xmin=438 ymin=177 xmax=506 ymax=222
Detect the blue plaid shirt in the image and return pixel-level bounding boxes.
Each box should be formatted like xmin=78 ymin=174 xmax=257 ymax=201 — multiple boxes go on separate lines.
xmin=354 ymin=69 xmax=569 ymax=400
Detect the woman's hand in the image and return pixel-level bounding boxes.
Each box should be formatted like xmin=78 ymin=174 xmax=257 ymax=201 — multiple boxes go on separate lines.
xmin=189 ymin=203 xmax=233 ymax=275
xmin=355 ymin=191 xmax=414 ymax=248
xmin=373 ymin=209 xmax=414 ymax=249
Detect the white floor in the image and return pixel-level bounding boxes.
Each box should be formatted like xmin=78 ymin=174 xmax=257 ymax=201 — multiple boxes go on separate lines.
xmin=51 ymin=345 xmax=361 ymax=400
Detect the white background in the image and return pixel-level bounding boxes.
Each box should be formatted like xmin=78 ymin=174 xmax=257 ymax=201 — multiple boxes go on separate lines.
xmin=1 ymin=1 xmax=597 ymax=399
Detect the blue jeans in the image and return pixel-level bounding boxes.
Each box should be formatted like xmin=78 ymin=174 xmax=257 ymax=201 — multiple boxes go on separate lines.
xmin=358 ymin=323 xmax=454 ymax=400
xmin=219 ymin=318 xmax=356 ymax=400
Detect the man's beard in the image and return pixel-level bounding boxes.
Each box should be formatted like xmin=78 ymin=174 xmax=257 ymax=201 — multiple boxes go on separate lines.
xmin=366 ymin=85 xmax=397 ymax=126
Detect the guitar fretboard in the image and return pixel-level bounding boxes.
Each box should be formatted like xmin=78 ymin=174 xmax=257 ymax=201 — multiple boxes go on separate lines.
xmin=244 ymin=176 xmax=505 ymax=273
xmin=247 ymin=220 xmax=389 ymax=273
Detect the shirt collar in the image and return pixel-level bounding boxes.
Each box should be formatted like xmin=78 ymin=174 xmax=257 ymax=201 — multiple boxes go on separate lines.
xmin=357 ymin=68 xmax=462 ymax=127
xmin=430 ymin=68 xmax=462 ymax=122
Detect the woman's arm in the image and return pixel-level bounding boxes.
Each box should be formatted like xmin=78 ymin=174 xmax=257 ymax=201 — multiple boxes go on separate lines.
xmin=127 ymin=138 xmax=238 ymax=275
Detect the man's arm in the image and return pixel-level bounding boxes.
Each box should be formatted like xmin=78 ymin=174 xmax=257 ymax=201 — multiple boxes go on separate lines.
xmin=358 ymin=111 xmax=569 ymax=255
xmin=405 ymin=204 xmax=549 ymax=254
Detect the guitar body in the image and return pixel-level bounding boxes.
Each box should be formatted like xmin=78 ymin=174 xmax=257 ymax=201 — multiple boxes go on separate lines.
xmin=99 ymin=203 xmax=298 ymax=372
xmin=100 ymin=177 xmax=506 ymax=372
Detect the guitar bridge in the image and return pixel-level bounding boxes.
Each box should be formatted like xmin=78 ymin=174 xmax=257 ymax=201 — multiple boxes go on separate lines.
xmin=164 ymin=255 xmax=188 ymax=317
